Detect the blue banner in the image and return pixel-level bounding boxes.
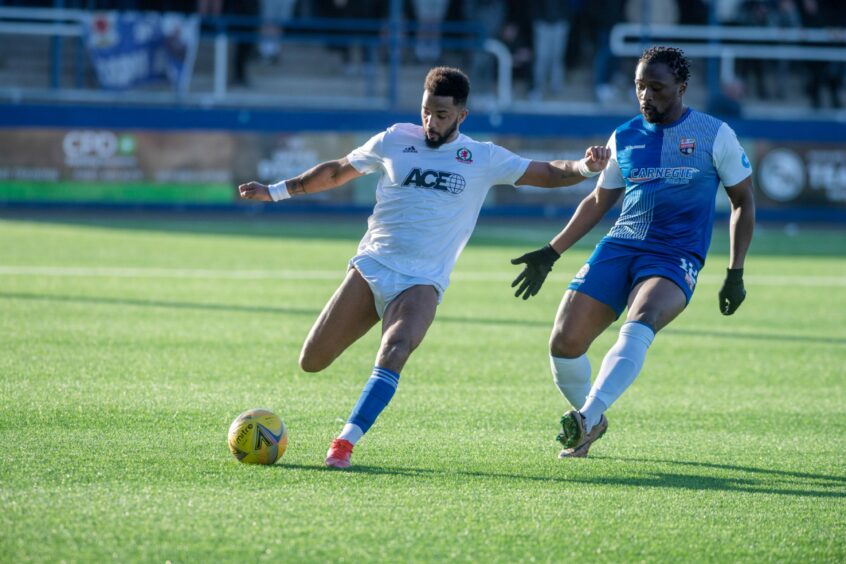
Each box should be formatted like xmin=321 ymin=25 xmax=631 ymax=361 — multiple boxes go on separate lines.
xmin=85 ymin=11 xmax=199 ymax=92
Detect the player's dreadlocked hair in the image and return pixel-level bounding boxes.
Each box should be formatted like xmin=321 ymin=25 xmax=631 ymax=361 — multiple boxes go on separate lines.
xmin=639 ymin=46 xmax=691 ymax=84
xmin=424 ymin=66 xmax=470 ymax=106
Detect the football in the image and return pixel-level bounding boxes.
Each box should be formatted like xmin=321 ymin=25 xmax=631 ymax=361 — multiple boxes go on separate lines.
xmin=227 ymin=408 xmax=288 ymax=465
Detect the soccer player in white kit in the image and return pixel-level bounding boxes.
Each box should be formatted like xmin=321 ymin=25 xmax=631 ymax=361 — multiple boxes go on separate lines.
xmin=510 ymin=47 xmax=756 ymax=458
xmin=238 ymin=67 xmax=610 ymax=468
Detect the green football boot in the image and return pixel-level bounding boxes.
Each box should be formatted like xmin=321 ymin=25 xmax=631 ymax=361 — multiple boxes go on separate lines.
xmin=557 ymin=411 xmax=608 ymax=459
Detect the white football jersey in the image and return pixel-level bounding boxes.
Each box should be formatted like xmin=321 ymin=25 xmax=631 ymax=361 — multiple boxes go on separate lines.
xmin=346 ymin=123 xmax=531 ymax=292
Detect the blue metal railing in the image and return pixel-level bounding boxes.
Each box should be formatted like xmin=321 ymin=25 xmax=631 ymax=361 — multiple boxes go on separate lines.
xmin=0 ymin=4 xmax=488 ymax=109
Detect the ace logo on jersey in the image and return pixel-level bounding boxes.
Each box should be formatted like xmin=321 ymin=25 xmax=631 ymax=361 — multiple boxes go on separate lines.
xmin=402 ymin=168 xmax=467 ymax=194
xmin=679 ymin=138 xmax=696 ymax=155
xmin=455 ymin=147 xmax=473 ymax=164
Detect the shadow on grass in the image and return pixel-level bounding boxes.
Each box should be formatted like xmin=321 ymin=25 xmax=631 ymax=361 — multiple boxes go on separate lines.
xmin=3 ymin=291 xmax=845 ymax=345
xmin=663 ymin=327 xmax=846 ymax=346
xmin=0 ymin=211 xmax=572 ymax=249
xmin=279 ymin=460 xmax=846 ymax=499
xmin=0 ymin=291 xmax=321 ymax=318
xmin=3 ymin=212 xmax=845 ymax=256
xmin=0 ymin=291 xmax=548 ymax=328
xmin=0 ymin=210 xmax=370 ymax=244
xmin=593 ymin=456 xmax=846 ymax=484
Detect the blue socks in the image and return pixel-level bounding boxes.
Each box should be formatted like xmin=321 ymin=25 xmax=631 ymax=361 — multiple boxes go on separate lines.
xmin=340 ymin=366 xmax=400 ymax=445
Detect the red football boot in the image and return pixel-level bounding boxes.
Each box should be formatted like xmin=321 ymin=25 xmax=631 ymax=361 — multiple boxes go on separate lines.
xmin=324 ymin=438 xmax=354 ymax=469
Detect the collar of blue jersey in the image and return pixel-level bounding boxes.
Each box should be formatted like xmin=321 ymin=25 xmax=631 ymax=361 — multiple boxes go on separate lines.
xmin=641 ymin=107 xmax=692 ymax=131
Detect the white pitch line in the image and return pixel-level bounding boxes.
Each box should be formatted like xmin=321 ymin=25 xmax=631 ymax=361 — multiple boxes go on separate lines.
xmin=0 ymin=266 xmax=843 ymax=286
xmin=0 ymin=266 xmax=341 ymax=280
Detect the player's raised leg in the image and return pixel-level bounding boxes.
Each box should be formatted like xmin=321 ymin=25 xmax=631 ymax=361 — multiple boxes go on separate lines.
xmin=568 ymin=277 xmax=687 ymax=453
xmin=326 ymin=284 xmax=438 ymax=468
xmin=299 ymin=268 xmax=380 ymax=373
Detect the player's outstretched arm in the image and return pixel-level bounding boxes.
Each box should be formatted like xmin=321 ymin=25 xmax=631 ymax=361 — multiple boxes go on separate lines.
xmin=511 ymin=186 xmax=622 ymax=299
xmin=515 ymin=145 xmax=611 ymax=189
xmin=238 ymin=157 xmax=364 ymax=202
xmin=719 ymin=176 xmax=756 ymax=315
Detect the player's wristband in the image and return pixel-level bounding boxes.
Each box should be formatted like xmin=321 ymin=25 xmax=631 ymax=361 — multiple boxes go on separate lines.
xmin=577 ymin=158 xmax=600 ymax=178
xmin=268 ymin=180 xmax=291 ymax=202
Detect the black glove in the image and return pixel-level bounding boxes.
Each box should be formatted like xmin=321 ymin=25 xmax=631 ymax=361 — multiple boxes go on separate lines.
xmin=718 ymin=268 xmax=746 ymax=315
xmin=510 ymin=244 xmax=560 ymax=300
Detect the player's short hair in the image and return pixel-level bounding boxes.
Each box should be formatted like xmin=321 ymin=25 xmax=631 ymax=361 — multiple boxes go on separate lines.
xmin=639 ymin=46 xmax=691 ymax=84
xmin=424 ymin=66 xmax=470 ymax=107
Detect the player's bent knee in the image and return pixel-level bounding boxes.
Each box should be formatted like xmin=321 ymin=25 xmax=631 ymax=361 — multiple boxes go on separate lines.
xmin=298 ymin=346 xmax=331 ymax=373
xmin=549 ymin=330 xmax=590 ymax=358
xmin=377 ymin=335 xmax=413 ymax=365
xmin=298 ymin=355 xmax=325 ymax=373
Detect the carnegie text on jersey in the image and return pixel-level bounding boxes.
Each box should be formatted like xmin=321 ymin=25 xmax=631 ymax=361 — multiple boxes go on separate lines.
xmin=628 ymin=166 xmax=700 ymax=184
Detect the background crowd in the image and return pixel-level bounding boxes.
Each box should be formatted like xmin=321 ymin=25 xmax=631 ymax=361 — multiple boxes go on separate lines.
xmin=4 ymin=0 xmax=844 ymax=109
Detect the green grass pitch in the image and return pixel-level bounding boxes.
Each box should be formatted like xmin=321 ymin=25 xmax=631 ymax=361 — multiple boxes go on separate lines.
xmin=1 ymin=213 xmax=844 ymax=562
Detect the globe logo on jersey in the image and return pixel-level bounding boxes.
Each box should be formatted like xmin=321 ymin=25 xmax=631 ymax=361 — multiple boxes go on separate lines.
xmin=402 ymin=168 xmax=467 ymax=194
xmin=679 ymin=138 xmax=696 ymax=155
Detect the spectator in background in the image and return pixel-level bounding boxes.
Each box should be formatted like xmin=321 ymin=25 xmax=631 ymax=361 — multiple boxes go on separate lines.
xmin=626 ymin=0 xmax=679 ymax=25
xmin=225 ymin=0 xmax=259 ymax=86
xmin=317 ymin=0 xmax=382 ymax=76
xmin=197 ymin=0 xmax=222 ymax=17
xmin=735 ymin=0 xmax=775 ymax=100
xmin=585 ymin=0 xmax=625 ymax=103
xmin=258 ymin=0 xmax=297 ymax=64
xmin=528 ymin=0 xmax=571 ymax=101
xmin=563 ymin=0 xmax=590 ymax=70
xmin=800 ymin=0 xmax=843 ymax=108
xmin=500 ymin=0 xmax=534 ymax=86
xmin=159 ymin=0 xmax=198 ymax=11
xmin=461 ymin=0 xmax=507 ymax=92
xmin=771 ymin=0 xmax=802 ymax=100
xmin=676 ymin=0 xmax=709 ymax=24
xmin=411 ymin=0 xmax=451 ymax=62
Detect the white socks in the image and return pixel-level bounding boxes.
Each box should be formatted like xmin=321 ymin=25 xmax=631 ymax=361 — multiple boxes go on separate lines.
xmin=581 ymin=322 xmax=655 ymax=431
xmin=338 ymin=423 xmax=364 ymax=445
xmin=550 ymin=354 xmax=592 ymax=410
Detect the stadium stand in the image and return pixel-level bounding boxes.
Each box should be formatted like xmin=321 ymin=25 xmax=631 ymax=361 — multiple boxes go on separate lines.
xmin=0 ymin=1 xmax=844 ymax=222
xmin=0 ymin=0 xmax=843 ymax=114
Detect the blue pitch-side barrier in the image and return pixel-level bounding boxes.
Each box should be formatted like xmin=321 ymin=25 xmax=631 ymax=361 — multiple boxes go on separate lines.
xmin=2 ymin=103 xmax=846 ymax=142
xmin=1 ymin=103 xmax=845 ymax=223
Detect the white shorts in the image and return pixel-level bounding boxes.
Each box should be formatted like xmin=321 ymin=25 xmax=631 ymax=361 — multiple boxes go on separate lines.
xmin=349 ymin=254 xmax=443 ymax=319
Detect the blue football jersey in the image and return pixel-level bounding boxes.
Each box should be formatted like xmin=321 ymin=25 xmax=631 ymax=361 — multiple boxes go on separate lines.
xmin=597 ymin=108 xmax=752 ymax=262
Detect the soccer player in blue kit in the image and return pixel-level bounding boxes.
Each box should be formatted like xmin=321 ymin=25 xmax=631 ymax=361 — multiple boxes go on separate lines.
xmin=511 ymin=47 xmax=756 ymax=458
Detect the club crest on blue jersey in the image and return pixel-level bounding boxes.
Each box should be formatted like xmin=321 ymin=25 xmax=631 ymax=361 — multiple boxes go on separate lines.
xmin=455 ymin=147 xmax=473 ymax=164
xmin=402 ymin=168 xmax=467 ymax=194
xmin=679 ymin=138 xmax=696 ymax=155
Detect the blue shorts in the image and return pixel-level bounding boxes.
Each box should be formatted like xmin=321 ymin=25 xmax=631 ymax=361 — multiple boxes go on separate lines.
xmin=567 ymin=240 xmax=702 ymax=317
